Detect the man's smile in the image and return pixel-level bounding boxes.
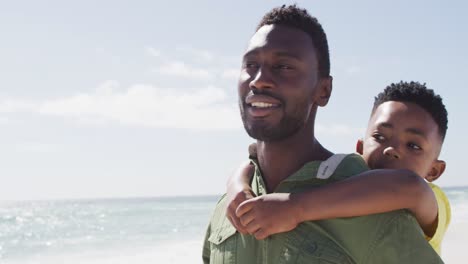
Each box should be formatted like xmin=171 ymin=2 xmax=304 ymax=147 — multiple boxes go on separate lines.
xmin=245 ymin=94 xmax=282 ymax=117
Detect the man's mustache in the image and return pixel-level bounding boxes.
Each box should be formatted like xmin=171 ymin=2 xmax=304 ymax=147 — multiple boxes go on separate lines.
xmin=244 ymin=89 xmax=285 ymax=105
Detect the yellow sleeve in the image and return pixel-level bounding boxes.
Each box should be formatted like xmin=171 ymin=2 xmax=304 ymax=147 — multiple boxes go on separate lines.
xmin=426 ymin=183 xmax=451 ymax=255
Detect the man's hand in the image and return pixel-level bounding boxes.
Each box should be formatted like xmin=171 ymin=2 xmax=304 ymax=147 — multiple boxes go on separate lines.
xmin=235 ymin=193 xmax=301 ymax=240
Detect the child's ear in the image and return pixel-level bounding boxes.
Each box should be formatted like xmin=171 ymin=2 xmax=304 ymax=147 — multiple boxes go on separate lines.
xmin=356 ymin=139 xmax=364 ymax=154
xmin=425 ymin=160 xmax=446 ymax=182
xmin=315 ymin=76 xmax=333 ymax=107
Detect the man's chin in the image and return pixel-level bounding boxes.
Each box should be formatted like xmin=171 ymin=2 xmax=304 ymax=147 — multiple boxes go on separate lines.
xmin=244 ymin=123 xmax=277 ymax=142
xmin=242 ymin=114 xmax=304 ymax=142
xmin=244 ymin=125 xmax=298 ymax=142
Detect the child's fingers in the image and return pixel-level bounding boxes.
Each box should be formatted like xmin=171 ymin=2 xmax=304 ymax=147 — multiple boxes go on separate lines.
xmin=239 ymin=210 xmax=256 ymax=227
xmin=228 ymin=214 xmax=248 ymax=234
xmin=226 ymin=200 xmax=237 ymax=219
xmin=244 ymin=219 xmax=261 ymax=235
xmin=236 ymin=199 xmax=254 ymax=217
xmin=254 ymin=229 xmax=269 ymax=240
xmin=227 ymin=192 xmax=248 ymax=219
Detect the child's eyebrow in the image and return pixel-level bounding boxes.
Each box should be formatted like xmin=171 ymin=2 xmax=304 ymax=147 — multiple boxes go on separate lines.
xmin=405 ymin=128 xmax=426 ymax=138
xmin=377 ymin=123 xmax=427 ymax=138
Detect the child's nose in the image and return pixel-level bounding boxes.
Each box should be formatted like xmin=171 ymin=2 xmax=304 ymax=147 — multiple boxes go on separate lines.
xmin=383 ymin=146 xmax=400 ymax=159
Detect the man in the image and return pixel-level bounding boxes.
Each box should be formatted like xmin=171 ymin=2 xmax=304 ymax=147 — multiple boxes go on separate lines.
xmin=203 ymin=5 xmax=442 ymax=263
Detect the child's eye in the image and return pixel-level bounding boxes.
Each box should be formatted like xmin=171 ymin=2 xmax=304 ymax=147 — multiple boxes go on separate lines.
xmin=408 ymin=142 xmax=422 ymax=151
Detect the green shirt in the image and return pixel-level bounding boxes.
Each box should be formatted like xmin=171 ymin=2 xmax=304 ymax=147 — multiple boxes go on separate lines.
xmin=202 ymin=154 xmax=443 ymax=264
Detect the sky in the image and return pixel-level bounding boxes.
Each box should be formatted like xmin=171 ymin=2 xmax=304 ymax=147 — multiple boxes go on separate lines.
xmin=1 ymin=0 xmax=467 ymax=200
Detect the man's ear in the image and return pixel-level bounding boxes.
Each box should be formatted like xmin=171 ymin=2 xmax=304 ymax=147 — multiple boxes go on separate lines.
xmin=425 ymin=160 xmax=446 ymax=182
xmin=356 ymin=139 xmax=364 ymax=154
xmin=316 ymin=76 xmax=333 ymax=107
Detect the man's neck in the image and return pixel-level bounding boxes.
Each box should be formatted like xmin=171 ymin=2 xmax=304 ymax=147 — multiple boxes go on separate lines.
xmin=256 ymin=122 xmax=333 ymax=192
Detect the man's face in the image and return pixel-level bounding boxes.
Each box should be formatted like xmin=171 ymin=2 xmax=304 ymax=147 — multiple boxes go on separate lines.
xmin=360 ymin=101 xmax=443 ymax=178
xmin=238 ymin=24 xmax=326 ymax=142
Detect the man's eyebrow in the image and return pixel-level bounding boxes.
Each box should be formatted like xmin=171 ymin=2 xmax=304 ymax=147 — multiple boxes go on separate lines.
xmin=242 ymin=50 xmax=302 ymax=61
xmin=273 ymin=51 xmax=302 ymax=61
xmin=377 ymin=122 xmax=393 ymax=129
xmin=243 ymin=50 xmax=259 ymax=59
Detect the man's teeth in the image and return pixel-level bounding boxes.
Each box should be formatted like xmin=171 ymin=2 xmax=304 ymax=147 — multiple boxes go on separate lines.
xmin=251 ymin=102 xmax=275 ymax=108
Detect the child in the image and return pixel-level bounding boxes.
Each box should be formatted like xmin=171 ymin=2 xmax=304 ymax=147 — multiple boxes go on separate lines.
xmin=226 ymin=81 xmax=451 ymax=255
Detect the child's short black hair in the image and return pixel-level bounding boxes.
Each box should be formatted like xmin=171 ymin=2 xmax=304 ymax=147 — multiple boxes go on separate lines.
xmin=257 ymin=4 xmax=330 ymax=78
xmin=372 ymin=81 xmax=448 ymax=140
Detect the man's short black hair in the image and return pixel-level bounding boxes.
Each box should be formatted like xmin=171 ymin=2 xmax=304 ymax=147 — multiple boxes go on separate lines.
xmin=257 ymin=4 xmax=330 ymax=78
xmin=372 ymin=81 xmax=448 ymax=140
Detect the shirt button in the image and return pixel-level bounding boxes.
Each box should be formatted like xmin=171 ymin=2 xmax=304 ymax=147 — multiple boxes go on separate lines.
xmin=307 ymin=242 xmax=317 ymax=254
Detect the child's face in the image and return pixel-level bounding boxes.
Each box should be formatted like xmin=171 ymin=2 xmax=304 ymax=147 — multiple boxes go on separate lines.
xmin=358 ymin=101 xmax=445 ymax=181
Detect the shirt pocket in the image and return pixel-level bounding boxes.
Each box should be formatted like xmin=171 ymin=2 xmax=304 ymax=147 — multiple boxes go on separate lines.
xmin=208 ymin=222 xmax=237 ymax=264
xmin=278 ymin=226 xmax=355 ymax=264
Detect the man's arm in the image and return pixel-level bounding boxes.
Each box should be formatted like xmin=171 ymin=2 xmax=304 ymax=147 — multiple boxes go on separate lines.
xmin=234 ymin=169 xmax=438 ymax=240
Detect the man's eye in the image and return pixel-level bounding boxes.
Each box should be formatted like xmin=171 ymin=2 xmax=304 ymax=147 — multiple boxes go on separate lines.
xmin=244 ymin=62 xmax=259 ymax=69
xmin=274 ymin=64 xmax=293 ymax=70
xmin=408 ymin=143 xmax=422 ymax=150
xmin=372 ymin=134 xmax=385 ymax=141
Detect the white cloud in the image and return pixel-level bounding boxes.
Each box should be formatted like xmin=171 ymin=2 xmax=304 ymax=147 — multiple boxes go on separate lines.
xmin=221 ymin=68 xmax=240 ymax=80
xmin=14 ymin=142 xmax=60 ymax=153
xmin=146 ymin=47 xmax=161 ymax=57
xmin=153 ymin=61 xmax=215 ymax=80
xmin=0 ymin=116 xmax=10 ymax=125
xmin=176 ymin=46 xmax=215 ymax=62
xmin=3 ymin=81 xmax=240 ymax=130
xmin=0 ymin=99 xmax=36 ymax=112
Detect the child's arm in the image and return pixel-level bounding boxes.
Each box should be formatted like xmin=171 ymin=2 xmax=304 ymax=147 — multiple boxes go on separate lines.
xmin=235 ymin=169 xmax=438 ymax=240
xmin=226 ymin=160 xmax=256 ymax=234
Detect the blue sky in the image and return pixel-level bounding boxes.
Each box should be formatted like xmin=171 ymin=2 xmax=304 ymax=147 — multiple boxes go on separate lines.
xmin=1 ymin=0 xmax=467 ymax=200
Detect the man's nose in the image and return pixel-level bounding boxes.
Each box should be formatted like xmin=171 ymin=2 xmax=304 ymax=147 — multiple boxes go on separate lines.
xmin=249 ymin=67 xmax=274 ymax=91
xmin=383 ymin=146 xmax=400 ymax=159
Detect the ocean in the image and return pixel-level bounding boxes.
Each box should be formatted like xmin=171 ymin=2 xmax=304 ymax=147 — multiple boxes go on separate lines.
xmin=1 ymin=187 xmax=467 ymax=264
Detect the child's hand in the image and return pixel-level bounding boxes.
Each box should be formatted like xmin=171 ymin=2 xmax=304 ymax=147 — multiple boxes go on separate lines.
xmin=226 ymin=161 xmax=256 ymax=234
xmin=235 ymin=193 xmax=301 ymax=240
xmin=226 ymin=186 xmax=255 ymax=234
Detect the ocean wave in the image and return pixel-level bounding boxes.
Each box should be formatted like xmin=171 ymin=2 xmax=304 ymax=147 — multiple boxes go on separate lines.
xmin=1 ymin=240 xmax=203 ymax=264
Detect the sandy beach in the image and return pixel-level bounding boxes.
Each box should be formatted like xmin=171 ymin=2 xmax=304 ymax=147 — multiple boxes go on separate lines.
xmin=442 ymin=222 xmax=467 ymax=263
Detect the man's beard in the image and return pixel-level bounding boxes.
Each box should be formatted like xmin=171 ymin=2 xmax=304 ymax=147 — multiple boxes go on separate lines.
xmin=240 ymin=101 xmax=310 ymax=142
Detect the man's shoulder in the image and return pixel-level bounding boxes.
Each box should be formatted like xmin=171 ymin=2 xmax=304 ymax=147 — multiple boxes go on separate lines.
xmin=275 ymin=153 xmax=368 ymax=193
xmin=204 ymin=194 xmax=238 ymax=241
xmin=206 ymin=194 xmax=235 ymax=230
xmin=210 ymin=194 xmax=228 ymax=217
xmin=332 ymin=153 xmax=368 ymax=180
xmin=304 ymin=153 xmax=369 ymax=182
